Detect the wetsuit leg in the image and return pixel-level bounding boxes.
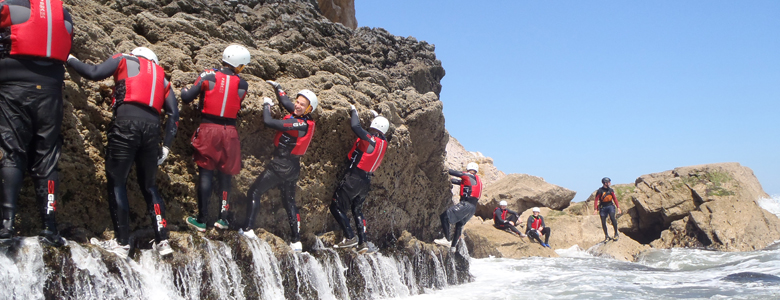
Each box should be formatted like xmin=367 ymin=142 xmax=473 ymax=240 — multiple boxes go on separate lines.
xmin=135 ymin=122 xmax=167 ymax=242
xmin=351 ymin=194 xmax=367 ymax=244
xmin=279 ymin=179 xmax=300 ymax=243
xmin=244 ymin=169 xmax=283 ymax=230
xmin=452 ymin=221 xmax=465 ymax=247
xmin=439 ymin=211 xmax=451 ymax=240
xmin=329 ymin=182 xmax=354 ymax=239
xmin=0 ymin=167 xmax=23 ymax=231
xmin=105 ymin=120 xmax=138 ymax=245
xmin=196 ymin=167 xmax=215 ymax=224
xmin=541 ymin=227 xmax=551 ymax=244
xmin=33 ymin=170 xmax=59 ymax=232
xmin=609 ymin=209 xmax=618 ymax=237
xmin=216 ymin=172 xmax=232 ymax=221
xmin=527 ymin=230 xmax=543 ymax=244
xmin=599 ymin=206 xmax=610 ymax=238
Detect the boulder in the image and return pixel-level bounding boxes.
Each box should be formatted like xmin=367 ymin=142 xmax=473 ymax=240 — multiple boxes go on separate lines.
xmin=462 ymin=217 xmax=558 ymax=259
xmin=316 ymin=0 xmax=357 ymax=29
xmin=586 ymin=237 xmax=651 ymax=262
xmin=13 ymin=0 xmax=452 ymax=248
xmin=475 ymin=174 xmax=575 ymax=219
xmin=445 ymin=134 xmax=505 ymax=203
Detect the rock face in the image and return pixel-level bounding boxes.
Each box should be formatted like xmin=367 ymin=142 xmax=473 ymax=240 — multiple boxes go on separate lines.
xmin=445 ymin=134 xmax=505 ymax=202
xmin=462 ymin=217 xmax=558 ymax=259
xmin=316 ymin=0 xmax=357 ymax=29
xmin=475 ymin=174 xmax=576 ymax=219
xmin=13 ymin=0 xmax=451 ymax=249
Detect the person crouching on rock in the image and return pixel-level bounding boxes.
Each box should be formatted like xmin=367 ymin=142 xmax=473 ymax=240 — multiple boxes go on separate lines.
xmin=0 ymin=0 xmax=74 ymax=247
xmin=330 ymin=105 xmax=389 ymax=254
xmin=493 ymin=200 xmax=526 ymax=237
xmin=593 ymin=177 xmax=621 ymax=242
xmin=241 ymin=80 xmax=317 ymax=253
xmin=435 ymin=162 xmax=482 ymax=252
xmin=526 ymin=207 xmax=551 ymax=248
xmin=67 ymin=47 xmax=179 ymax=258
xmin=181 ymin=45 xmax=250 ymax=233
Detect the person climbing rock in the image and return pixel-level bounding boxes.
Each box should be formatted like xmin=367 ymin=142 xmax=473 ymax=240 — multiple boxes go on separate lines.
xmin=593 ymin=177 xmax=621 ymax=242
xmin=330 ymin=105 xmax=389 ymax=254
xmin=434 ymin=162 xmax=482 ymax=252
xmin=493 ymin=200 xmax=526 ymax=237
xmin=0 ymin=0 xmax=74 ymax=247
xmin=526 ymin=207 xmax=551 ymax=248
xmin=182 ymin=45 xmax=250 ymax=233
xmin=67 ymin=47 xmax=178 ymax=258
xmin=241 ymin=80 xmax=317 ymax=253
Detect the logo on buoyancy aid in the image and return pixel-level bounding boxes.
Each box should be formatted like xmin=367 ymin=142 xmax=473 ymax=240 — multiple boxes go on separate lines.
xmin=39 ymin=0 xmax=47 ymax=18
xmin=154 ymin=204 xmax=167 ymax=231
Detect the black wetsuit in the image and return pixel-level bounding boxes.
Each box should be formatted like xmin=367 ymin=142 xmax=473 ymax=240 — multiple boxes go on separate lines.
xmin=595 ymin=186 xmax=619 ymax=239
xmin=180 ymin=67 xmax=248 ymax=225
xmin=440 ymin=170 xmax=481 ymax=247
xmin=329 ymin=109 xmax=388 ymax=245
xmin=493 ymin=207 xmax=523 ymax=236
xmin=244 ymin=88 xmax=314 ymax=243
xmin=0 ymin=0 xmax=73 ymax=237
xmin=526 ymin=215 xmax=551 ymax=245
xmin=67 ymin=54 xmax=179 ymax=245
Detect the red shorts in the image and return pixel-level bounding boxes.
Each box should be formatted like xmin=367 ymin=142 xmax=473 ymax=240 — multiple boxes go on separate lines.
xmin=191 ymin=123 xmax=241 ymax=175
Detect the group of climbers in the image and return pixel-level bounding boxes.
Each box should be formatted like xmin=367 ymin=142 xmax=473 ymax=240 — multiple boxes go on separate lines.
xmin=0 ymin=0 xmax=392 ymax=257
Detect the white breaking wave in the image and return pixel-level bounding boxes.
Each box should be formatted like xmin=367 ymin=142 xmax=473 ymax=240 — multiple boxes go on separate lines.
xmin=757 ymin=195 xmax=780 ymax=218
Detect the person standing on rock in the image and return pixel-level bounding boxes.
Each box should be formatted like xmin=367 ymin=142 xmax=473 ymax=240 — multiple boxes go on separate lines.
xmin=181 ymin=45 xmax=250 ymax=233
xmin=435 ymin=162 xmax=482 ymax=252
xmin=66 ymin=47 xmax=178 ymax=257
xmin=0 ymin=0 xmax=74 ymax=246
xmin=594 ymin=177 xmax=621 ymax=242
xmin=493 ymin=200 xmax=526 ymax=237
xmin=526 ymin=207 xmax=551 ymax=248
xmin=330 ymin=105 xmax=389 ymax=254
xmin=241 ymin=80 xmax=317 ymax=253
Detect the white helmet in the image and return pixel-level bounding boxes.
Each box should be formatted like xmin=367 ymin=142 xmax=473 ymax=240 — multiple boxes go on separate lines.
xmin=499 ymin=200 xmax=507 ymax=206
xmin=466 ymin=162 xmax=479 ymax=173
xmin=297 ymin=89 xmax=318 ymax=113
xmin=370 ymin=116 xmax=390 ymax=134
xmin=131 ymin=47 xmax=158 ymax=64
xmin=222 ymin=45 xmax=251 ymax=68
xmin=532 ymin=207 xmax=541 ymax=213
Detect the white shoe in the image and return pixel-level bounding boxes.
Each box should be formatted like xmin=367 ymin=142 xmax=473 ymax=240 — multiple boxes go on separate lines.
xmin=154 ymin=239 xmax=174 ymax=256
xmin=240 ymin=228 xmax=257 ymax=239
xmin=290 ymin=241 xmax=302 ymax=252
xmin=90 ymin=238 xmax=130 ymax=258
xmin=450 ymin=246 xmax=457 ymax=253
xmin=434 ymin=237 xmax=451 ymax=247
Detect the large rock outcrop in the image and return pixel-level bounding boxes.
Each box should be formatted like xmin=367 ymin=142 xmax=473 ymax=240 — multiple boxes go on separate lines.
xmin=316 ymin=0 xmax=357 ymax=29
xmin=475 ymin=174 xmax=575 ymax=219
xmin=13 ymin=0 xmax=451 ymax=249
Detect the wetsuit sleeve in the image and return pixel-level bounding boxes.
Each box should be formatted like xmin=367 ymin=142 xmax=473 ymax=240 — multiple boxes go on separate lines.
xmin=448 ymin=169 xmax=465 ymax=177
xmin=594 ymin=191 xmax=602 ymax=211
xmin=526 ymin=216 xmax=535 ymax=232
xmin=238 ymin=78 xmax=249 ymax=101
xmin=350 ymin=110 xmax=375 ymax=144
xmin=611 ymin=191 xmax=619 ymax=209
xmin=508 ymin=209 xmax=519 ymax=217
xmin=450 ymin=178 xmax=461 ymax=185
xmin=63 ymin=7 xmax=73 ymax=37
xmin=262 ymin=105 xmax=308 ymax=132
xmin=67 ymin=54 xmax=122 ymax=81
xmin=273 ymin=87 xmax=296 ymax=113
xmin=541 ymin=216 xmax=546 ymax=228
xmin=179 ymin=75 xmax=205 ymax=104
xmin=161 ymin=81 xmax=179 ymax=148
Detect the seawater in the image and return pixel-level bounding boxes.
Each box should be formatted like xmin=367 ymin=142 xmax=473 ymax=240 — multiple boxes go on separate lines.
xmin=397 ymin=196 xmax=780 ymax=300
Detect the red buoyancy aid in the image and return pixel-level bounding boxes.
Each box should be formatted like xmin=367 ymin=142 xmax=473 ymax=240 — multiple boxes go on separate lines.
xmin=273 ymin=115 xmax=315 ymax=156
xmin=493 ymin=207 xmax=509 ymax=222
xmin=201 ymin=70 xmax=241 ymax=119
xmin=9 ymin=0 xmax=72 ymax=61
xmin=114 ymin=55 xmax=167 ymax=114
xmin=531 ymin=216 xmax=543 ymax=230
xmin=459 ymin=173 xmax=482 ymax=199
xmin=347 ymin=136 xmax=388 ymax=173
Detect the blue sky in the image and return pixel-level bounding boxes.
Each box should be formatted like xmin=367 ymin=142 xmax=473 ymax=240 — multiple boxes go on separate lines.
xmin=356 ymin=1 xmax=779 ymax=201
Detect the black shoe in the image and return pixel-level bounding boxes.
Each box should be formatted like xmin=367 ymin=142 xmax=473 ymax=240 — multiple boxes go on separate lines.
xmin=604 ymin=236 xmax=612 ymax=243
xmin=39 ymin=230 xmax=66 ymax=247
xmin=356 ymin=242 xmax=369 ymax=254
xmin=613 ymin=234 xmax=619 ymax=241
xmin=0 ymin=228 xmax=13 ymax=240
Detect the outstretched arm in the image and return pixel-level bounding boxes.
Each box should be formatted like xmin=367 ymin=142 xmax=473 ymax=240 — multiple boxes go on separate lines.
xmin=350 ymin=109 xmax=375 ymax=144
xmin=267 ymin=81 xmax=295 ymax=113
xmin=161 ymin=82 xmax=179 ymax=148
xmin=67 ymin=54 xmax=122 ymax=81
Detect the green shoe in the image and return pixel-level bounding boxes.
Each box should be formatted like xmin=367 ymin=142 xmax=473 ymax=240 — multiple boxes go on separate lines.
xmin=214 ymin=219 xmax=229 ymax=230
xmin=186 ymin=216 xmax=206 ymax=232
